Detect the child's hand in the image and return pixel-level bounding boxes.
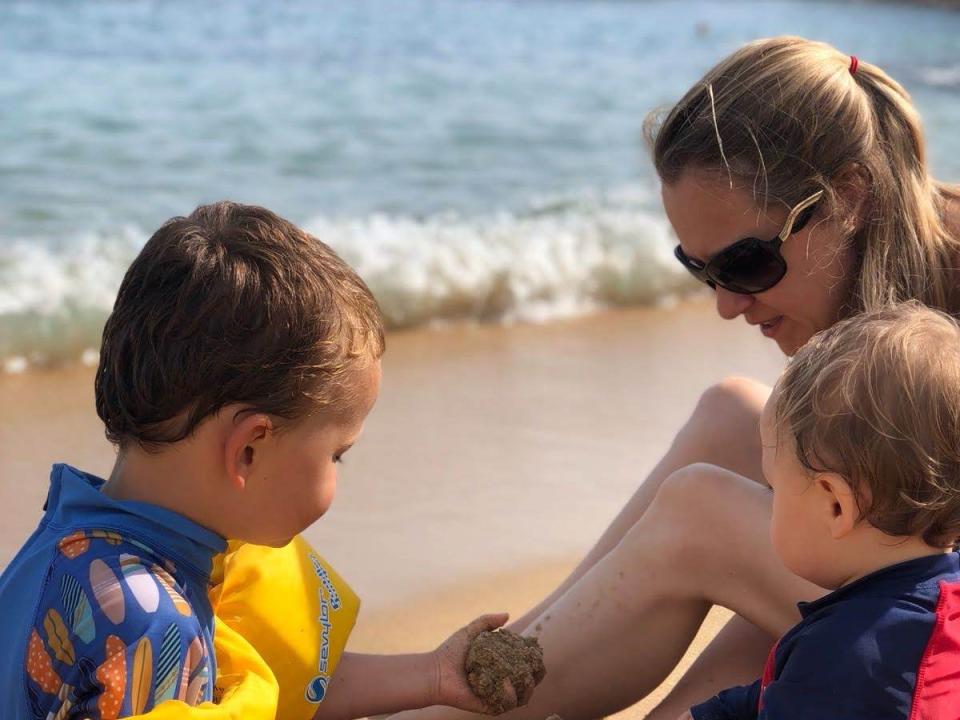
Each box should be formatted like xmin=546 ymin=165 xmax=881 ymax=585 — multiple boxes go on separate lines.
xmin=431 ymin=613 xmax=521 ymax=713
xmin=676 ymin=712 xmax=694 ymax=720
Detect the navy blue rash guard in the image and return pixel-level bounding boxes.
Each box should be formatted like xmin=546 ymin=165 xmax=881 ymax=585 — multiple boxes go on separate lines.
xmin=692 ymin=552 xmax=960 ymax=720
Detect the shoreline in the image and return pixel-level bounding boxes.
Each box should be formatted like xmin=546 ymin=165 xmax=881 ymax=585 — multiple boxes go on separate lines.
xmin=1 ymin=299 xmax=786 ymax=601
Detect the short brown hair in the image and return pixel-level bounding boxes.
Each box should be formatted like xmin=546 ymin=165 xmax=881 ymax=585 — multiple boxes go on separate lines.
xmin=775 ymin=302 xmax=960 ymax=547
xmin=95 ymin=201 xmax=385 ymax=449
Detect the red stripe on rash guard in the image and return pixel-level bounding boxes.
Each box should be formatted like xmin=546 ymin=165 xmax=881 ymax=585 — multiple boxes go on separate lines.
xmin=909 ymin=580 xmax=960 ymax=720
xmin=757 ymin=640 xmax=779 ymax=712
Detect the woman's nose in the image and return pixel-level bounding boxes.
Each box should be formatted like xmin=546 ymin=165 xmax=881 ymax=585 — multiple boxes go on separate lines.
xmin=714 ymin=286 xmax=754 ymax=320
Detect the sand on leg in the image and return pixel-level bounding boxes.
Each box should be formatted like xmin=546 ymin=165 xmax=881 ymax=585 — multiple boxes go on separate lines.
xmin=391 ymin=464 xmax=824 ymax=720
xmin=504 ymin=465 xmax=822 ymax=719
xmin=510 ymin=376 xmax=772 ymax=633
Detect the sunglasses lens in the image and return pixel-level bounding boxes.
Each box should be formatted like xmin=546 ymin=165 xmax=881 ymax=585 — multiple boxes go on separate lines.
xmin=709 ymin=240 xmax=785 ymax=294
xmin=674 ymin=245 xmax=710 ymax=284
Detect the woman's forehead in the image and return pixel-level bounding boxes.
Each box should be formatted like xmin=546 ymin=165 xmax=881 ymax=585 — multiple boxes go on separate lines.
xmin=662 ymin=171 xmax=783 ymax=261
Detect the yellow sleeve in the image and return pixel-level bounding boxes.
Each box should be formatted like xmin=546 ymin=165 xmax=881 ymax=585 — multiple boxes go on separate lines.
xmin=128 ymin=619 xmax=278 ymax=719
xmin=208 ymin=536 xmax=362 ymax=719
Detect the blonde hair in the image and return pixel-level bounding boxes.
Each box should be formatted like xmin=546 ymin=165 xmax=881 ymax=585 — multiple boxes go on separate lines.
xmin=776 ymin=302 xmax=960 ymax=547
xmin=645 ymin=36 xmax=960 ymax=316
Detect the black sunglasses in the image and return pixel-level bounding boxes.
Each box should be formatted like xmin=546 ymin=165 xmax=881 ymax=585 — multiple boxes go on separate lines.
xmin=674 ymin=190 xmax=824 ymax=294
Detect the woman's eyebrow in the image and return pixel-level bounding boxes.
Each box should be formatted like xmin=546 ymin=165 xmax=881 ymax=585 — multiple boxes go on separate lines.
xmin=684 ymin=233 xmax=750 ymax=265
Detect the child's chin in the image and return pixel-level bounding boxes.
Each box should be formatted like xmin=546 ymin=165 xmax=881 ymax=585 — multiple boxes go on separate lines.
xmin=785 ymin=560 xmax=836 ymax=590
xmin=239 ymin=528 xmax=298 ymax=548
xmin=260 ymin=534 xmax=297 ymax=548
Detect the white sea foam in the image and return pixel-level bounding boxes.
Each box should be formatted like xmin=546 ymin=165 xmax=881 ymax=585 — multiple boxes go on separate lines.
xmin=0 ymin=190 xmax=696 ymax=372
xmin=917 ymin=64 xmax=960 ymax=89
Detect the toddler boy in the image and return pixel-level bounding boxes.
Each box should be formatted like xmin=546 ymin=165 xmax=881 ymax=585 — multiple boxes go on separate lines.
xmin=0 ymin=202 xmax=521 ymax=719
xmin=689 ymin=302 xmax=960 ymax=719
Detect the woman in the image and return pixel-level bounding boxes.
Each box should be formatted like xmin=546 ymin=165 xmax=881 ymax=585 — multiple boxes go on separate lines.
xmin=396 ymin=35 xmax=960 ymax=720
xmin=143 ymin=36 xmax=960 ymax=720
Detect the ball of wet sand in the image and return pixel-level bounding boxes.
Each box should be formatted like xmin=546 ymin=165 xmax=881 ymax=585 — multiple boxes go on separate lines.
xmin=465 ymin=630 xmax=546 ymax=713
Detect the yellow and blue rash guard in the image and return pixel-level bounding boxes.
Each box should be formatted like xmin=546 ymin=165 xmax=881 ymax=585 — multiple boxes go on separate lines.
xmin=128 ymin=619 xmax=278 ymax=720
xmin=133 ymin=538 xmax=361 ymax=720
xmin=2 ymin=465 xmax=357 ymax=720
xmin=0 ymin=465 xmax=227 ymax=719
xmin=208 ymin=537 xmax=361 ymax=718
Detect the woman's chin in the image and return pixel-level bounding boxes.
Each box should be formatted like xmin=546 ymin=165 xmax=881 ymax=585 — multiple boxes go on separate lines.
xmin=773 ymin=322 xmax=814 ymax=356
xmin=778 ymin=337 xmax=800 ymax=356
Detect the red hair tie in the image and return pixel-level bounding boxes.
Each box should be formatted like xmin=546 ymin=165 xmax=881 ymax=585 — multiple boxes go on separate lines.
xmin=849 ymin=56 xmax=859 ymax=75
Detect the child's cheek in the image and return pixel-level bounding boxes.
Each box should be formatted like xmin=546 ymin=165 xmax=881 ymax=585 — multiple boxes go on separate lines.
xmin=317 ymin=472 xmax=337 ymax=516
xmin=769 ymin=502 xmax=797 ymax=570
xmin=306 ymin=467 xmax=337 ymax=524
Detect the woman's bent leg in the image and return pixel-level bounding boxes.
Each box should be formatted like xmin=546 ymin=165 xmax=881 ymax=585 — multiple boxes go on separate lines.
xmin=391 ymin=464 xmax=823 ymax=720
xmin=512 ymin=376 xmax=772 ymax=632
xmin=644 ymin=615 xmax=774 ymax=720
xmin=501 ymin=465 xmax=821 ymax=720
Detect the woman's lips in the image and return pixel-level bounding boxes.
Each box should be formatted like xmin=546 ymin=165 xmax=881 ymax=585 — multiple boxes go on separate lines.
xmin=760 ymin=316 xmax=783 ymax=338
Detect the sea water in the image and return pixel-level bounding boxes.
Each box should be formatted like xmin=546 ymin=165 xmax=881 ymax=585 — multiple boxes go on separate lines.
xmin=2 ymin=0 xmax=959 ymax=368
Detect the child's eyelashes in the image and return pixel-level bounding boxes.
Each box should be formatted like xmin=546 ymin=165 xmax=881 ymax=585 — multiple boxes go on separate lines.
xmin=333 ymin=443 xmax=354 ymax=465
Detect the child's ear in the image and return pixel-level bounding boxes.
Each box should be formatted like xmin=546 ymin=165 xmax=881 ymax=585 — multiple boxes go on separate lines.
xmin=817 ymin=472 xmax=860 ymax=539
xmin=223 ymin=411 xmax=274 ymax=491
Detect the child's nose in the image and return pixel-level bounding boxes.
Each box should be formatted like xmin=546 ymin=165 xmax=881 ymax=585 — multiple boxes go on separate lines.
xmin=714 ymin=287 xmax=754 ymax=320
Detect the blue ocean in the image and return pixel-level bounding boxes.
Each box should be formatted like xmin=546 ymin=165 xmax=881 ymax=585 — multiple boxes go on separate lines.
xmin=2 ymin=0 xmax=959 ymax=370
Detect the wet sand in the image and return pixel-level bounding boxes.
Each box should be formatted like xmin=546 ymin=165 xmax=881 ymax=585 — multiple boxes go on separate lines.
xmin=0 ymin=299 xmax=782 ymax=716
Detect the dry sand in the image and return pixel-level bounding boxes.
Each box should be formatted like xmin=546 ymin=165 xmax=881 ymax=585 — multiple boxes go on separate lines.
xmin=0 ymin=299 xmax=782 ymax=716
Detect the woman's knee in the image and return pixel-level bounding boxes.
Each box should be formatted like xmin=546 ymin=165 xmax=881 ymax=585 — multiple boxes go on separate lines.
xmin=654 ymin=462 xmax=737 ymax=522
xmin=631 ymin=463 xmax=757 ymax=570
xmin=696 ymin=376 xmax=771 ymax=421
xmin=673 ymin=377 xmax=772 ymax=478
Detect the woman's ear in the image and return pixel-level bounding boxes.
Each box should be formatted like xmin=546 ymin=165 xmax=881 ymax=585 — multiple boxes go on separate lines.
xmin=223 ymin=411 xmax=274 ymax=491
xmin=833 ymin=163 xmax=871 ymax=236
xmin=817 ymin=472 xmax=861 ymax=540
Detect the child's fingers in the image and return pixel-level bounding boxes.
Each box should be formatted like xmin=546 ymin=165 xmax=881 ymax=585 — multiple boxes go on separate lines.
xmin=465 ymin=612 xmax=510 ymax=639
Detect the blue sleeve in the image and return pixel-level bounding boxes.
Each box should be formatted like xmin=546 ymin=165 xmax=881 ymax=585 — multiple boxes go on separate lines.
xmin=691 ymin=679 xmax=761 ymax=720
xmin=755 ymin=600 xmax=929 ymax=720
xmin=24 ymin=536 xmax=212 ymax=718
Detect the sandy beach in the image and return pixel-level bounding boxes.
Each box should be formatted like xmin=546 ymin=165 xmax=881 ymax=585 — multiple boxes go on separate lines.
xmin=0 ymin=299 xmax=783 ymax=717
xmin=4 ymin=1 xmax=960 ymax=716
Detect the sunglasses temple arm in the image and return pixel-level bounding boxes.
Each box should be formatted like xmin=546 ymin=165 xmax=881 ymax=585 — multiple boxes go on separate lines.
xmin=778 ymin=191 xmax=824 ymax=242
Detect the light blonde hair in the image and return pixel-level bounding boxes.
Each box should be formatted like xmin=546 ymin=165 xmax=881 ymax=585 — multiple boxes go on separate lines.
xmin=776 ymin=302 xmax=960 ymax=547
xmin=645 ymin=36 xmax=960 ymax=316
